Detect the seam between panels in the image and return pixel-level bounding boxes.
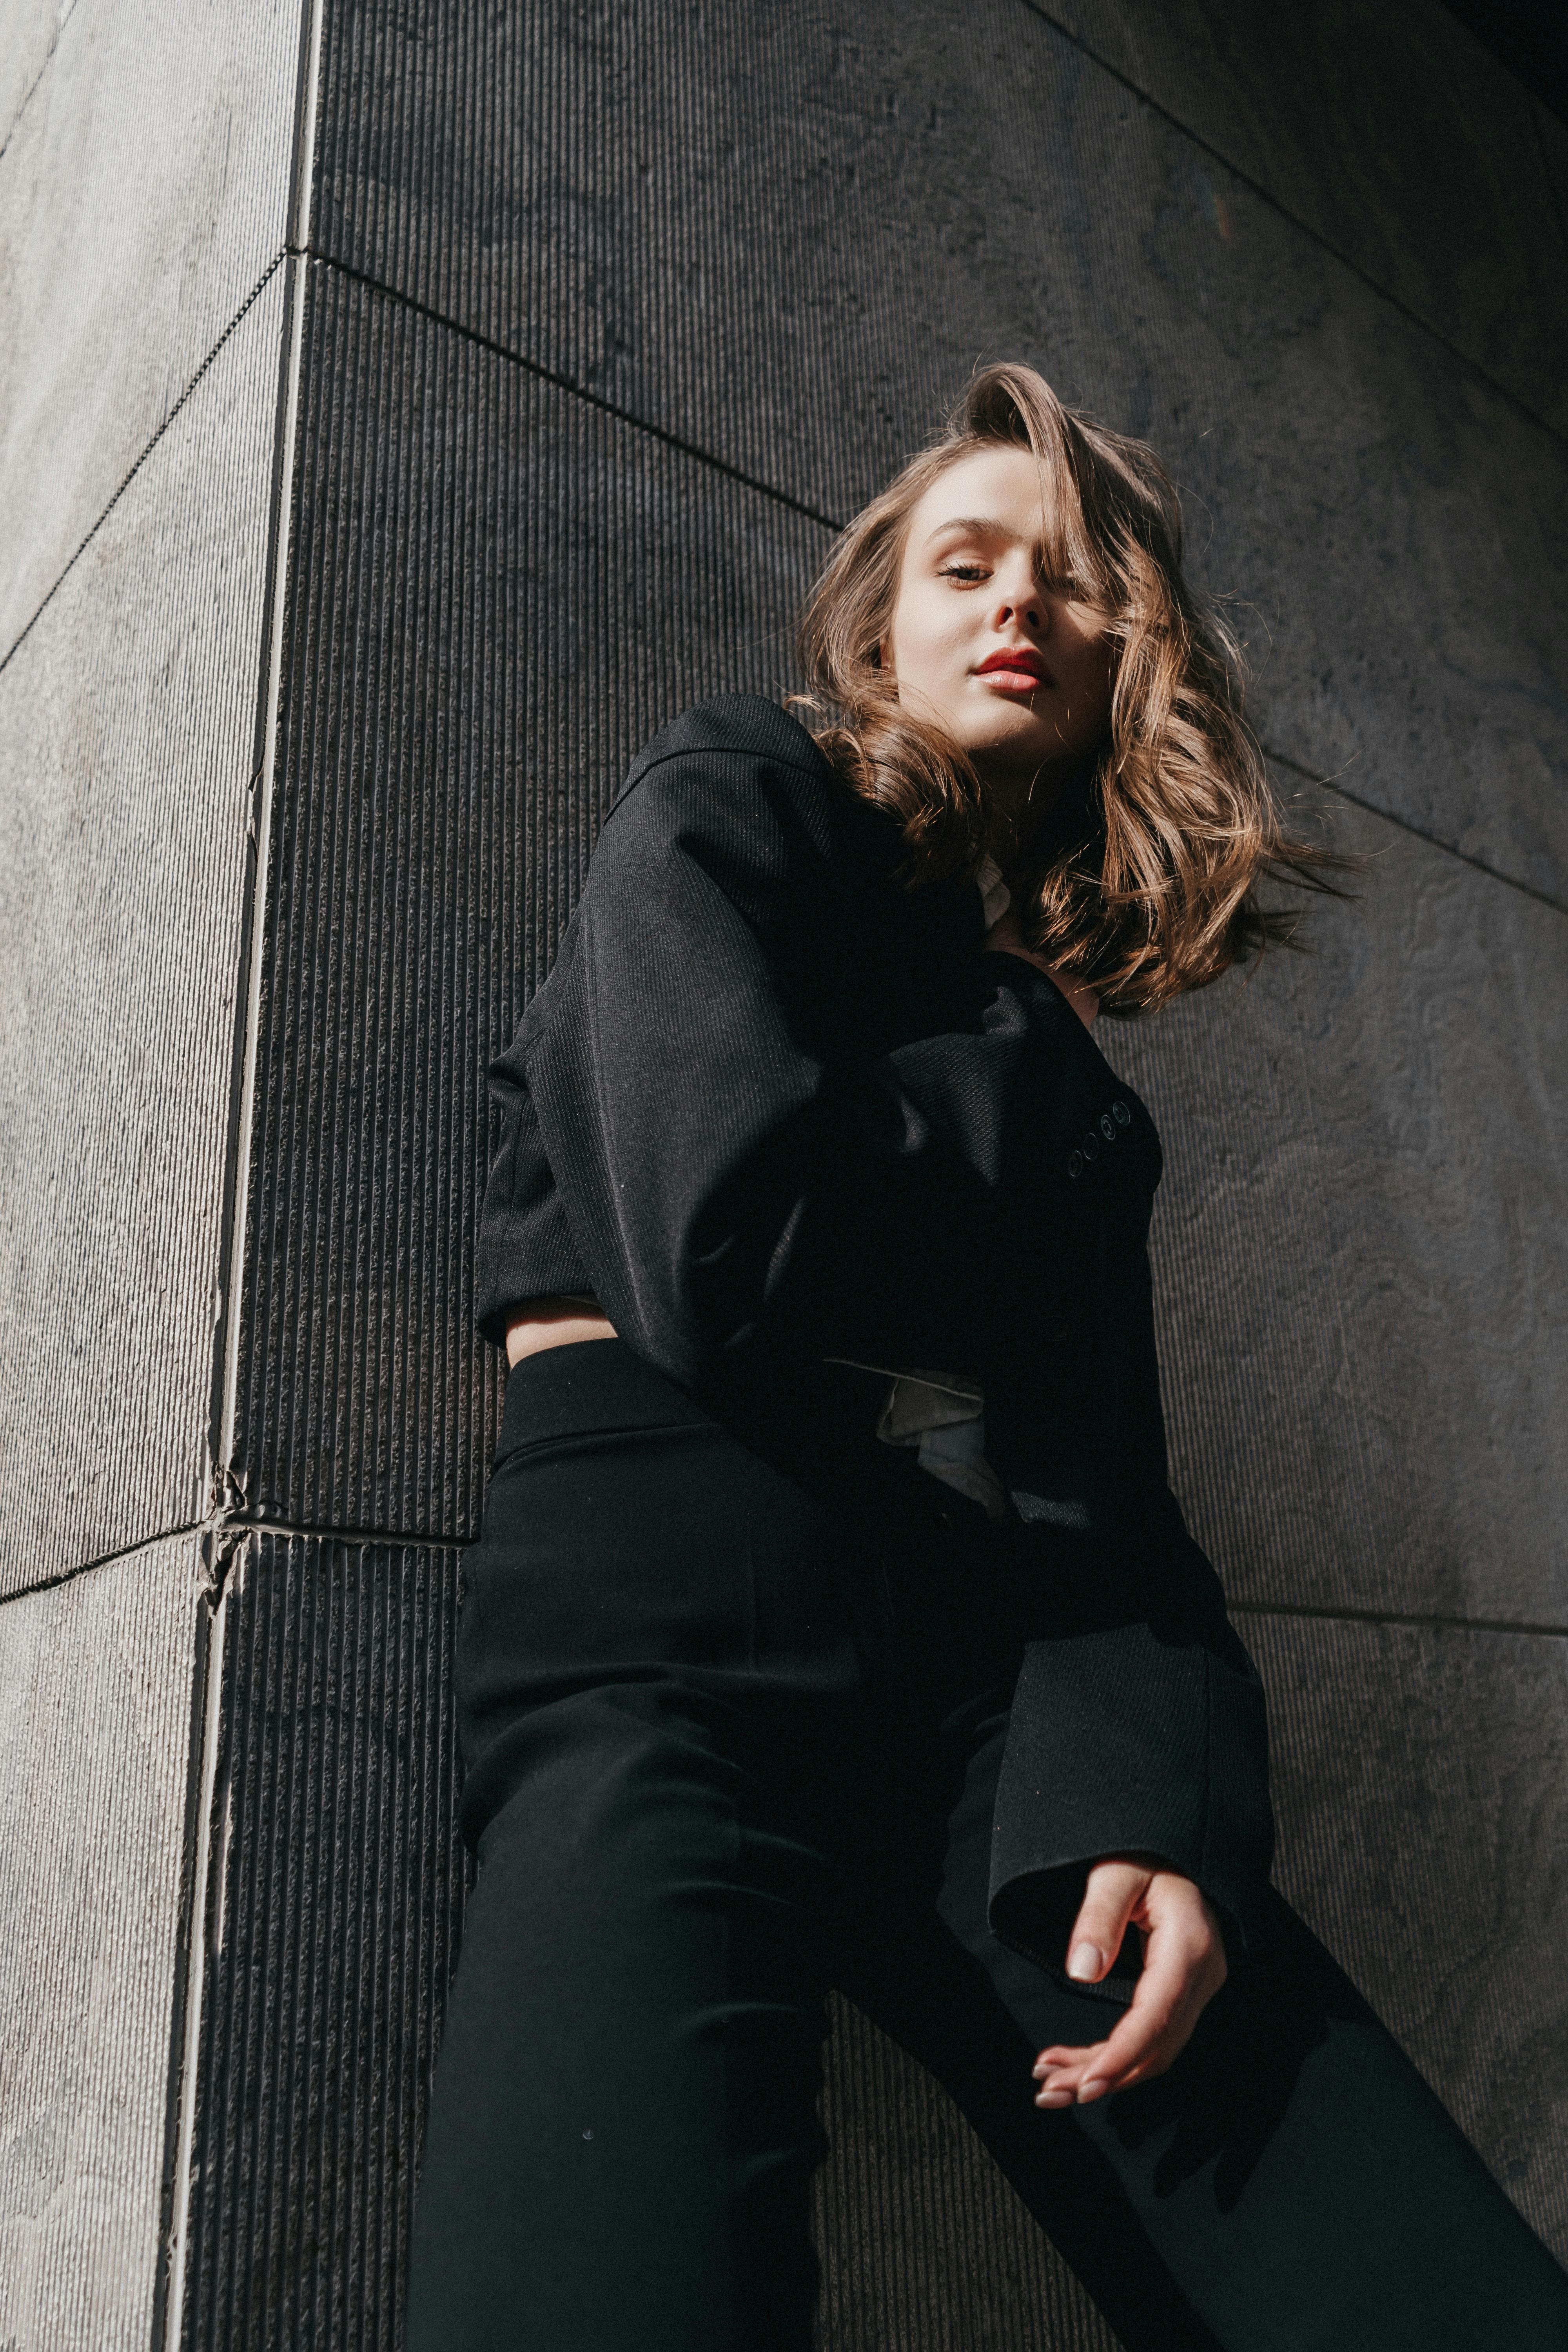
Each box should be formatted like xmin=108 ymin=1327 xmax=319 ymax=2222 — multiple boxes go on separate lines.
xmin=0 ymin=252 xmax=287 ymax=680
xmin=298 ymin=258 xmax=1564 ymax=926
xmin=211 ymin=1516 xmax=471 ymax=1555
xmin=305 ymin=252 xmax=845 ymax=532
xmin=1230 ymin=1598 xmax=1568 ymax=1640
xmin=1013 ymin=0 xmax=1568 ymax=454
xmin=0 ymin=48 xmax=60 ymax=165
xmin=1265 ymin=747 xmax=1568 ymax=920
xmin=0 ymin=1524 xmax=207 ymax=1609
xmin=161 ymin=8 xmax=328 ymax=2348
xmin=157 ymin=1575 xmax=232 ymax=2352
xmin=211 ymin=247 xmax=311 ymax=1495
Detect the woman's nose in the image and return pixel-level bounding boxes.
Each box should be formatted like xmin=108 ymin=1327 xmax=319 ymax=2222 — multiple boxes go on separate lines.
xmin=994 ymin=577 xmax=1046 ymax=633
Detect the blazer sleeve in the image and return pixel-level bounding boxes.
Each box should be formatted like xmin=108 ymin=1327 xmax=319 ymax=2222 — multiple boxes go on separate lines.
xmin=506 ymin=730 xmax=1098 ymax=1392
xmin=986 ymin=1235 xmax=1276 ymax=1982
xmin=987 ymin=1514 xmax=1276 ymax=1988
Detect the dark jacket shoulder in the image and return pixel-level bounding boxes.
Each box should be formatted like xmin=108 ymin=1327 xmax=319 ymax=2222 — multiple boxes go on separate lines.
xmin=585 ymin=694 xmax=906 ymax=962
xmin=600 ymin=694 xmax=887 ymax=870
xmin=608 ymin=692 xmax=834 ymax=814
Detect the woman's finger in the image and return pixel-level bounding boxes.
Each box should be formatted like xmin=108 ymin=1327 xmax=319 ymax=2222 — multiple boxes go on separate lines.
xmin=1032 ymin=2038 xmax=1111 ymax=2108
xmin=1062 ymin=1858 xmax=1151 ymax=1987
xmin=1034 ymin=1875 xmax=1227 ymax=2106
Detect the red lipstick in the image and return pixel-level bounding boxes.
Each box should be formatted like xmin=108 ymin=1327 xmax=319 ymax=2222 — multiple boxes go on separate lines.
xmin=975 ymin=646 xmax=1053 ymax=693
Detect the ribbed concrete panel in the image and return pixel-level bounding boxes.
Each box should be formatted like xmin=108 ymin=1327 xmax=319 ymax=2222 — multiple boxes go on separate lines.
xmin=0 ymin=0 xmax=302 ymax=655
xmin=1105 ymin=795 xmax=1568 ymax=1628
xmin=1246 ymin=1609 xmax=1568 ymax=2259
xmin=179 ymin=1532 xmax=467 ymax=2352
xmin=0 ymin=272 xmax=286 ymax=1600
xmin=0 ymin=1535 xmax=200 ymax=2352
xmin=815 ymin=1994 xmax=1122 ymax=2351
xmin=1043 ymin=0 xmax=1568 ymax=432
xmin=310 ymin=0 xmax=1568 ymax=903
xmin=230 ymin=262 xmax=826 ymax=1539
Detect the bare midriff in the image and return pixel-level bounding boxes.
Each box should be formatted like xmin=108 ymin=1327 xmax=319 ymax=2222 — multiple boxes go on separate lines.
xmin=505 ymin=1294 xmax=619 ymax=1368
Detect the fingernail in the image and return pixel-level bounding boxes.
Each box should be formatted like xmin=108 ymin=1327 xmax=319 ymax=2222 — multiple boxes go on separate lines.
xmin=1035 ymin=2087 xmax=1073 ymax=2109
xmin=1066 ymin=1942 xmax=1100 ymax=1983
xmin=1076 ymin=2078 xmax=1106 ymax=2104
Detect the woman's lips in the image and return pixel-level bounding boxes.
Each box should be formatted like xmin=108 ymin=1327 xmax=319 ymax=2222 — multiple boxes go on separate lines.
xmin=975 ymin=652 xmax=1054 ymax=695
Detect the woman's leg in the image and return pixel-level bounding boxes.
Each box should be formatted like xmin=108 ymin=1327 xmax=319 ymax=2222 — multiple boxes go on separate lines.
xmin=405 ymin=1679 xmax=836 ymax=2352
xmin=405 ymin=1342 xmax=869 ymax=2352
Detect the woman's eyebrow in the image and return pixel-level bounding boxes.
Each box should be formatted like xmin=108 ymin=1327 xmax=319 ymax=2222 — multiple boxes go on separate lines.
xmin=922 ymin=513 xmax=1014 ymax=546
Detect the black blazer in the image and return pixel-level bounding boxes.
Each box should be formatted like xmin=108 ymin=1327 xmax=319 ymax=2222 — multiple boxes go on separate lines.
xmin=475 ymin=693 xmax=1274 ymax=1985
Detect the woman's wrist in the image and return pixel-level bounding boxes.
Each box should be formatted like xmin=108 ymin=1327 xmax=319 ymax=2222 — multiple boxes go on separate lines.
xmin=505 ymin=1295 xmax=618 ymax=1367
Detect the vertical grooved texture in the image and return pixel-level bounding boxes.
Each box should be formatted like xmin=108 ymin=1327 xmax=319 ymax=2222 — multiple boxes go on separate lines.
xmin=815 ymin=1996 xmax=1124 ymax=2351
xmin=234 ymin=260 xmax=825 ymax=1537
xmin=180 ymin=1536 xmax=467 ymax=2350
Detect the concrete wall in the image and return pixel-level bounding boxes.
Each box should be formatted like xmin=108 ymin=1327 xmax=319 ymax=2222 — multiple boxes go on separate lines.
xmin=2 ymin=3 xmax=1564 ymax=2345
xmin=0 ymin=2 xmax=303 ymax=2344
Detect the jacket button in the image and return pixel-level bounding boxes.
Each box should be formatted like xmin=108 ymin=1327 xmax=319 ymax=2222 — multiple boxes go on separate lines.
xmin=1068 ymin=1150 xmax=1083 ymax=1178
xmin=1112 ymin=1100 xmax=1131 ymax=1126
xmin=1099 ymin=1112 xmax=1116 ymax=1142
xmin=1082 ymin=1132 xmax=1100 ymax=1161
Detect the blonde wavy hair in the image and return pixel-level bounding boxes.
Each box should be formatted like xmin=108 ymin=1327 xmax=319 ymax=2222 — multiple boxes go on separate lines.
xmin=794 ymin=362 xmax=1342 ymax=1013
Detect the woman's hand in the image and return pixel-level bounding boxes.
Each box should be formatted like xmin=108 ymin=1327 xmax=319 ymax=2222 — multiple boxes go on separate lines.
xmin=984 ymin=905 xmax=1098 ymax=1029
xmin=1031 ymin=1854 xmax=1228 ymax=2109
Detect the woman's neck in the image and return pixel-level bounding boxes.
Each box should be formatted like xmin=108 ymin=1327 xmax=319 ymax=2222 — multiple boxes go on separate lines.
xmin=976 ymin=743 xmax=1101 ymax=886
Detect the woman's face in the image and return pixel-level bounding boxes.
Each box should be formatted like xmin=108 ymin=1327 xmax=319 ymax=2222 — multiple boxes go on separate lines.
xmin=881 ymin=443 xmax=1114 ymax=820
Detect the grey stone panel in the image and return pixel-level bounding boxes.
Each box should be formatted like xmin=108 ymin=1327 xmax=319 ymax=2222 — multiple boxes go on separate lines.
xmin=311 ymin=0 xmax=1568 ymax=903
xmin=1038 ymin=0 xmax=1568 ymax=432
xmin=816 ymin=1993 xmax=1123 ymax=2350
xmin=0 ymin=0 xmax=77 ymax=150
xmin=1245 ymin=1608 xmax=1568 ymax=2260
xmin=0 ymin=0 xmax=301 ymax=657
xmin=177 ymin=1532 xmax=468 ymax=2352
xmin=1105 ymin=793 xmax=1568 ymax=1629
xmin=230 ymin=261 xmax=827 ymax=1538
xmin=0 ymin=271 xmax=285 ymax=1601
xmin=0 ymin=1534 xmax=200 ymax=2352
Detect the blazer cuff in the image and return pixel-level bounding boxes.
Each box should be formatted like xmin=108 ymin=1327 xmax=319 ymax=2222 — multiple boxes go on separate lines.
xmin=987 ymin=1625 xmax=1276 ymax=2000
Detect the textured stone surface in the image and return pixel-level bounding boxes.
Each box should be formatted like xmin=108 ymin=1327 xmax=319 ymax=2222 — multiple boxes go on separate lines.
xmin=0 ymin=1535 xmax=200 ymax=2352
xmin=229 ymin=263 xmax=825 ymax=1540
xmin=1106 ymin=793 xmax=1568 ymax=1628
xmin=0 ymin=0 xmax=300 ymax=655
xmin=0 ymin=0 xmax=76 ymax=149
xmin=312 ymin=0 xmax=1568 ymax=904
xmin=178 ymin=1533 xmax=467 ymax=2352
xmin=1039 ymin=0 xmax=1568 ymax=432
xmin=817 ymin=1996 xmax=1122 ymax=2351
xmin=1246 ymin=1608 xmax=1568 ymax=2261
xmin=0 ymin=273 xmax=285 ymax=1599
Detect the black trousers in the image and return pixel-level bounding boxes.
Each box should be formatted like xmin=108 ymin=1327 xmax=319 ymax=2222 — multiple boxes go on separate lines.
xmin=407 ymin=1340 xmax=1568 ymax=2350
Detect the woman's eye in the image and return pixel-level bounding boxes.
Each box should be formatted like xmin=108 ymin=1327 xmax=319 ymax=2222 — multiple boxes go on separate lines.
xmin=937 ymin=563 xmax=988 ymax=583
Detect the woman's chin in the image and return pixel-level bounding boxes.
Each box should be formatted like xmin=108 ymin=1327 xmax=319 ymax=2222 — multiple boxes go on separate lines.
xmin=956 ymin=714 xmax=1067 ymax=778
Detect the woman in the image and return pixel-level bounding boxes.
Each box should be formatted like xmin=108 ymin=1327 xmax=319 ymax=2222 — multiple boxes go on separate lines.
xmin=407 ymin=366 xmax=1568 ymax=2349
